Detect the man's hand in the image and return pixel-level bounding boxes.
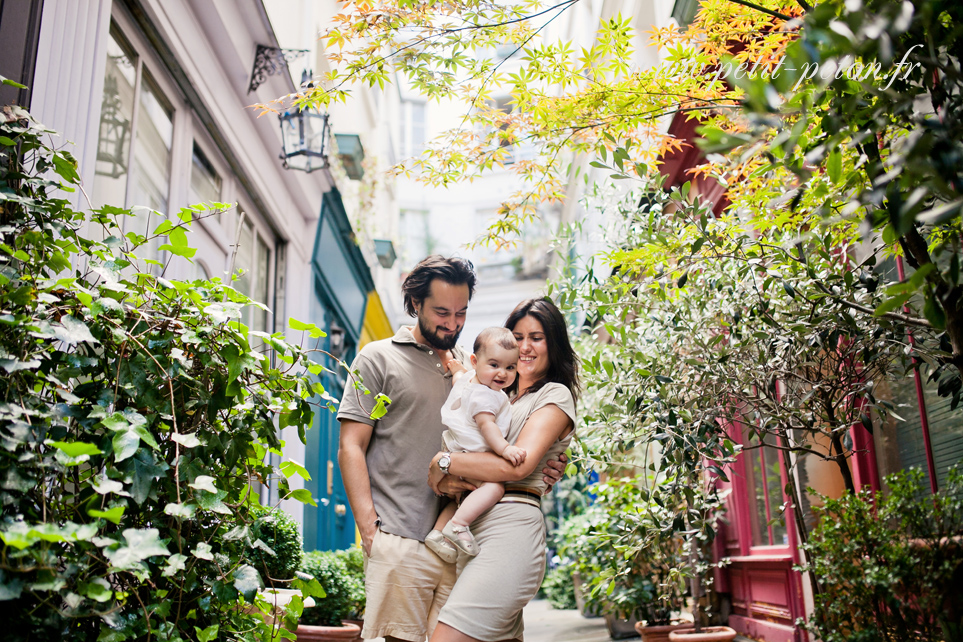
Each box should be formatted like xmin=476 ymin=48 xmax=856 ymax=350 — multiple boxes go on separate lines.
xmin=501 ymin=444 xmax=527 ymax=466
xmin=359 ymin=516 xmax=380 ymax=556
xmin=541 ymin=452 xmax=568 ymax=494
xmin=428 ymin=451 xmax=477 ymax=496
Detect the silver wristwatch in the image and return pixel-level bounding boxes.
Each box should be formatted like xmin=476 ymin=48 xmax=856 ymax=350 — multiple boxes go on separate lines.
xmin=438 ymin=452 xmax=452 ymax=475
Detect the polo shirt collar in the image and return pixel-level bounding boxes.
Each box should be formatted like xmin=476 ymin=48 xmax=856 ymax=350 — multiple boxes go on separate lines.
xmin=392 ymin=325 xmax=424 ymax=347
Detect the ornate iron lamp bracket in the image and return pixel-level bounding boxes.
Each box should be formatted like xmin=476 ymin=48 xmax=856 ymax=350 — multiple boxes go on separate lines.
xmin=248 ymin=45 xmax=309 ymax=93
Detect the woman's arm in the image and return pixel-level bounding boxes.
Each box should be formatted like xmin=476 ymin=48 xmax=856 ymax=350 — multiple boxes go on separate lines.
xmin=429 ymin=403 xmax=572 ymax=491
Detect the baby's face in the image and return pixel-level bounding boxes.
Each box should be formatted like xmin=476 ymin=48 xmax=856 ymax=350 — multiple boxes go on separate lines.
xmin=472 ymin=345 xmax=519 ymax=392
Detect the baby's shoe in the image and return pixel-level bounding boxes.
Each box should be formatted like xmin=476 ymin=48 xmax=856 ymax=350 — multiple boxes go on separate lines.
xmin=442 ymin=520 xmax=479 ymax=557
xmin=425 ymin=529 xmax=458 ymax=563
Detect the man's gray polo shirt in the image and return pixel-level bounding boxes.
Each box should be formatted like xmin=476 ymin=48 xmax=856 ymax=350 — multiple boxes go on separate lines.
xmin=337 ymin=326 xmax=469 ymax=542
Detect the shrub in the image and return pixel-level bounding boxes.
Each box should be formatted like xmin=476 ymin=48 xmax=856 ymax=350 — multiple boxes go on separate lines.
xmin=556 ymin=478 xmax=686 ymax=624
xmin=0 ymin=107 xmax=323 ymax=640
xmin=334 ymin=545 xmax=366 ymax=620
xmin=248 ymin=508 xmax=304 ymax=587
xmin=542 ymin=562 xmax=578 ymax=610
xmin=300 ymin=551 xmax=353 ymax=627
xmin=802 ymin=467 xmax=963 ymax=642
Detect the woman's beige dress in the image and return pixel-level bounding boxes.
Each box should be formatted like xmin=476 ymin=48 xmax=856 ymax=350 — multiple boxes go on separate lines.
xmin=437 ymin=382 xmax=576 ymax=641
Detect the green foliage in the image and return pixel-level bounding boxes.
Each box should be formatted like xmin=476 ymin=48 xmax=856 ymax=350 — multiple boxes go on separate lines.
xmin=541 ymin=563 xmax=578 ymax=611
xmin=801 ymin=468 xmax=963 ymax=642
xmin=334 ymin=545 xmax=366 ymax=620
xmin=723 ymin=0 xmax=963 ymax=388
xmin=554 ymin=477 xmax=686 ymax=624
xmin=0 ymin=109 xmax=325 ymax=640
xmin=248 ymin=508 xmax=304 ymax=587
xmin=299 ymin=551 xmax=354 ymax=627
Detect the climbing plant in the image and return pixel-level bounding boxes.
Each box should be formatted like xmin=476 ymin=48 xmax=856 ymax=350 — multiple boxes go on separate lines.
xmin=0 ymin=103 xmax=337 ymax=641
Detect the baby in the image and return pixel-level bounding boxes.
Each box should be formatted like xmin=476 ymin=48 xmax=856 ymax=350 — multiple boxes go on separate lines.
xmin=425 ymin=327 xmax=526 ymax=562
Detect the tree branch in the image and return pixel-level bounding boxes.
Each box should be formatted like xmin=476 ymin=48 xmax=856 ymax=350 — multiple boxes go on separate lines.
xmin=724 ymin=0 xmax=795 ymax=22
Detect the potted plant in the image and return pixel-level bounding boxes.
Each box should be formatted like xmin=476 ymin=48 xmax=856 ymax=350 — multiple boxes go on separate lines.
xmin=563 ymin=477 xmax=690 ymax=639
xmin=665 ymin=482 xmax=735 ymax=642
xmin=297 ymin=550 xmax=362 ymax=641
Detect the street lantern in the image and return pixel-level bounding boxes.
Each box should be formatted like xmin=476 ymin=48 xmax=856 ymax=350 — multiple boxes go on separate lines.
xmin=278 ymin=105 xmax=330 ymax=173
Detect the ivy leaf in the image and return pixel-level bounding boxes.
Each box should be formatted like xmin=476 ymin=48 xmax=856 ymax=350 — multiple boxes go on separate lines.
xmin=88 ymin=505 xmax=126 ymax=525
xmin=289 ymin=318 xmax=327 ymax=338
xmin=192 ymin=542 xmax=214 ymax=561
xmin=0 ymin=570 xmax=24 ymax=600
xmin=163 ymin=554 xmax=188 ymax=578
xmin=54 ymin=315 xmax=98 ymax=345
xmin=279 ymin=460 xmax=311 ymax=481
xmin=171 ymin=432 xmax=204 ymax=448
xmin=195 ymin=625 xmax=219 ymax=642
xmin=232 ymin=565 xmax=262 ymax=601
xmin=48 ymin=441 xmax=102 ymax=458
xmin=370 ymin=393 xmax=391 ymax=420
xmin=189 ymin=475 xmax=218 ymax=494
xmin=104 ymin=528 xmax=170 ymax=568
xmin=195 ymin=489 xmax=231 ymax=514
xmin=288 ymin=489 xmax=318 ymax=507
xmin=164 ymin=502 xmax=197 ymax=519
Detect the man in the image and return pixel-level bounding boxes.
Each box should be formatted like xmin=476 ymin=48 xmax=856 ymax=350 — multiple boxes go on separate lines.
xmin=337 ymin=255 xmax=563 ymax=642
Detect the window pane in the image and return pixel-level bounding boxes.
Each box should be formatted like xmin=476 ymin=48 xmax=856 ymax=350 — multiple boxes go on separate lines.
xmin=918 ymin=364 xmax=963 ymax=496
xmin=92 ymin=31 xmax=136 ymax=210
xmin=131 ymin=73 xmax=173 ymax=213
xmin=127 ymin=74 xmax=173 ymax=267
xmin=745 ymin=434 xmax=768 ymax=547
xmin=189 ymin=142 xmax=221 ymax=206
xmin=235 ymin=218 xmax=254 ymax=297
xmin=400 ymin=209 xmax=431 ymax=269
xmin=762 ymin=444 xmax=788 ymax=545
xmin=254 ymin=235 xmax=270 ymax=333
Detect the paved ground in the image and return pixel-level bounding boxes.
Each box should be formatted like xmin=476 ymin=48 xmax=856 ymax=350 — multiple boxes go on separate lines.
xmin=368 ymin=599 xmax=627 ymax=642
xmin=523 ymin=600 xmax=630 ymax=642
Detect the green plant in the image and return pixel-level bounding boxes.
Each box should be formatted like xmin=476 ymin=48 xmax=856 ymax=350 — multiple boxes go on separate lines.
xmin=556 ymin=478 xmax=686 ymax=625
xmin=0 ymin=106 xmax=335 ymax=641
xmin=541 ymin=562 xmax=578 ymax=610
xmin=801 ymin=467 xmax=963 ymax=642
xmin=249 ymin=508 xmax=304 ymax=587
xmin=299 ymin=551 xmax=354 ymax=627
xmin=334 ymin=545 xmax=366 ymax=620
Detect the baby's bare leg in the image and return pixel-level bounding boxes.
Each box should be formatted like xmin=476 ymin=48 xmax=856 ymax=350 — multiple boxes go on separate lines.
xmin=434 ymin=500 xmax=456 ymax=532
xmin=451 ymin=481 xmax=505 ymax=526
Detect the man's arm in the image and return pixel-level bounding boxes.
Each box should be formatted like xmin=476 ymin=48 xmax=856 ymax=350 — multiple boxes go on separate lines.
xmin=338 ymin=419 xmax=379 ymax=555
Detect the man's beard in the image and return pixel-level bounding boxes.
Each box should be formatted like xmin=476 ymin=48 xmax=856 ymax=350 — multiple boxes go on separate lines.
xmin=417 ymin=314 xmax=462 ymax=350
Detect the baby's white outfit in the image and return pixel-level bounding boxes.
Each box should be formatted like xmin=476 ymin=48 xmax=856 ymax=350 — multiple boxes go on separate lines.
xmin=440 ymin=370 xmax=512 ymax=452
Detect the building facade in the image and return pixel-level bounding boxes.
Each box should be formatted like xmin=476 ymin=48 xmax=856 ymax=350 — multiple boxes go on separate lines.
xmin=1 ymin=0 xmax=397 ymax=550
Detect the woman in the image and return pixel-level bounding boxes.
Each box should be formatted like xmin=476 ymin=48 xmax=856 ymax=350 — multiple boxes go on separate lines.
xmin=428 ymin=297 xmax=580 ymax=642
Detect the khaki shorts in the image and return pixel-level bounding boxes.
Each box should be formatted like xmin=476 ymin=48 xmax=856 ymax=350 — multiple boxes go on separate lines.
xmin=362 ymin=529 xmax=457 ymax=641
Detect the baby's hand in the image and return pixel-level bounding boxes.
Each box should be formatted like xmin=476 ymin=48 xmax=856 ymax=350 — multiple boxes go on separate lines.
xmin=501 ymin=445 xmax=527 ymax=466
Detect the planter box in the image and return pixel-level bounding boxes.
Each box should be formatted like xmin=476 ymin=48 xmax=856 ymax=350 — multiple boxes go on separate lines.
xmin=635 ymin=621 xmax=694 ymax=642
xmin=605 ymin=613 xmax=641 ymax=639
xmin=296 ymin=622 xmax=362 ymax=641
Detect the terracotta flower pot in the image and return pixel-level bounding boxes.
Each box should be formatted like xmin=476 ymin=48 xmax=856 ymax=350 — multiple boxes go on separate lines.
xmin=296 ymin=621 xmax=362 ymax=641
xmin=667 ymin=625 xmax=737 ymax=642
xmin=634 ymin=620 xmax=694 ymax=642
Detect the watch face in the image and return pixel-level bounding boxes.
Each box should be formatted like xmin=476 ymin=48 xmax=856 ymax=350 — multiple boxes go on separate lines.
xmin=439 ymin=455 xmax=451 ymax=471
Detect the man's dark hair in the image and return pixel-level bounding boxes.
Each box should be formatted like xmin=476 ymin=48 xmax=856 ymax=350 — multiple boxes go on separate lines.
xmin=402 ymin=255 xmax=477 ymax=317
xmin=504 ymin=297 xmax=580 ymax=402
